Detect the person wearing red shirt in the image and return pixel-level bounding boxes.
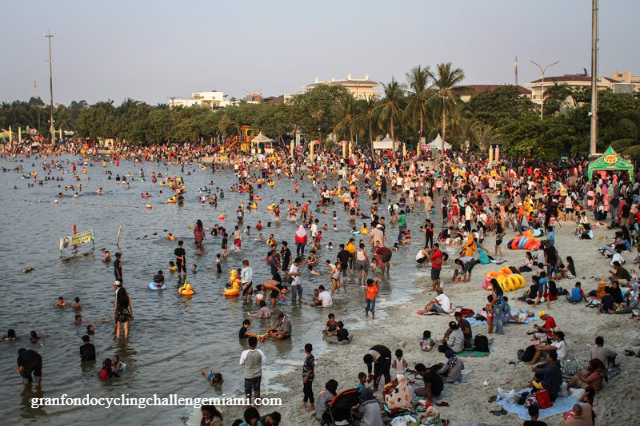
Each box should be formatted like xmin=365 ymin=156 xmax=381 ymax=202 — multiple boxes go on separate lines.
xmin=429 ymin=243 xmax=445 ymax=292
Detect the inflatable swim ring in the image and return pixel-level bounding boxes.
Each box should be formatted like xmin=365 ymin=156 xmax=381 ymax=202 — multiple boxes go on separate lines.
xmin=249 ymin=203 xmax=258 ymax=209
xmin=142 ymin=194 xmax=151 ymax=198
xmin=146 ymin=203 xmax=152 ymax=209
xmin=167 ymin=198 xmax=176 ymax=203
xmin=223 ymin=283 xmax=240 ymax=296
xmin=267 ymin=204 xmax=275 ymax=211
xmin=149 ymin=282 xmax=167 ymax=290
xmin=253 ymin=196 xmax=262 ymax=201
xmin=179 ymin=283 xmax=195 ymax=296
xmin=169 ymin=265 xmax=178 ymax=272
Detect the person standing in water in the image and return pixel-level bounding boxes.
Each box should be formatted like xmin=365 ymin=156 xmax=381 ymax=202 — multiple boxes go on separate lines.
xmin=114 ymin=252 xmax=123 ymax=283
xmin=174 ymin=241 xmax=187 ymax=278
xmin=194 ymin=219 xmax=205 ymax=249
xmin=113 ymin=281 xmax=133 ymax=339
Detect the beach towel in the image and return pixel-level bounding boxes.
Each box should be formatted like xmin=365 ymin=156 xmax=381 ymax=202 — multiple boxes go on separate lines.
xmin=496 ymin=388 xmax=579 ymax=420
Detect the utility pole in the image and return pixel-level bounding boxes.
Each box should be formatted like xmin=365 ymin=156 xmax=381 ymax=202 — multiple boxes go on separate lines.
xmin=530 ymin=60 xmax=559 ymax=121
xmin=590 ymin=0 xmax=599 ymax=156
xmin=45 ymin=31 xmax=55 ymax=145
xmin=515 ymin=56 xmax=518 ymax=86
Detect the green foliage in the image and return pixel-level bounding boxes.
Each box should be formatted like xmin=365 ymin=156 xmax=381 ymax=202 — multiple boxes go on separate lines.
xmin=2 ymin=64 xmax=639 ymax=157
xmin=468 ymin=86 xmax=535 ymax=126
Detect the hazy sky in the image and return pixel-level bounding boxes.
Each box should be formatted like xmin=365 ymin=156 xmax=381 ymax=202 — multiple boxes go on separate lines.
xmin=2 ymin=0 xmax=638 ymax=105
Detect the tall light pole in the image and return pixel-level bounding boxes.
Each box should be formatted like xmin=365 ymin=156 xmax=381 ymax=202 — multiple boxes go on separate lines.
xmin=45 ymin=31 xmax=55 ymax=145
xmin=530 ymin=60 xmax=559 ymax=120
xmin=590 ymin=0 xmax=599 ymax=156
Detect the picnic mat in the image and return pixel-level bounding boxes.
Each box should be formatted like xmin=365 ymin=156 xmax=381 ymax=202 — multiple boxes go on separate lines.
xmin=466 ymin=315 xmax=538 ymax=325
xmin=457 ymin=350 xmax=490 ymax=358
xmin=496 ymin=388 xmax=578 ymax=420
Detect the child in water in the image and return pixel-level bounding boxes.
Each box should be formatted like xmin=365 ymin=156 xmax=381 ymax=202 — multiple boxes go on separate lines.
xmin=98 ymin=358 xmax=120 ymax=380
xmin=201 ymin=369 xmax=224 ymax=384
xmin=169 ymin=261 xmax=177 ymax=272
xmin=216 ymin=254 xmax=222 ymax=273
xmin=55 ymin=297 xmax=67 ymax=307
xmin=191 ymin=264 xmax=198 ymax=274
xmin=111 ymin=355 xmax=127 ymax=372
xmin=72 ymin=297 xmax=82 ymax=310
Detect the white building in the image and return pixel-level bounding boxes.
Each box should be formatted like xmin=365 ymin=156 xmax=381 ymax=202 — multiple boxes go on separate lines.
xmin=169 ymin=91 xmax=231 ymax=108
xmin=305 ymin=74 xmax=381 ymax=99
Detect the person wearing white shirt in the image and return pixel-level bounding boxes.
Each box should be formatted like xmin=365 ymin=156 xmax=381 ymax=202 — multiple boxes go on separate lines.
xmin=423 ymin=288 xmax=451 ymax=314
xmin=288 ymin=258 xmax=302 ymax=303
xmin=239 ymin=336 xmax=267 ymax=404
xmin=318 ymin=286 xmax=333 ymax=307
xmin=241 ymin=260 xmax=254 ymax=302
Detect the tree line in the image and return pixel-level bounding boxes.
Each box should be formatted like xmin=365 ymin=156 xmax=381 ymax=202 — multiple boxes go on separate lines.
xmin=1 ymin=62 xmax=639 ymax=160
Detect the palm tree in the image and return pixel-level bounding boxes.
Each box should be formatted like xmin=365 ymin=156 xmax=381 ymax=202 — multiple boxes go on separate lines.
xmin=428 ymin=63 xmax=467 ymax=152
xmin=404 ymin=65 xmax=432 ymax=143
xmin=374 ymin=78 xmax=405 ymax=158
xmin=473 ymin=123 xmax=498 ymax=153
xmin=333 ymin=93 xmax=359 ymax=156
xmin=355 ymin=95 xmax=379 ymax=154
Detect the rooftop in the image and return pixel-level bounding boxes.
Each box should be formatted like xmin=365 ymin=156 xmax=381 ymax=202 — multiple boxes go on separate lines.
xmin=529 ymin=74 xmax=620 ymax=84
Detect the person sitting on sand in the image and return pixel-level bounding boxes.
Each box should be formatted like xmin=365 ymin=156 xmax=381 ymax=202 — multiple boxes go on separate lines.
xmin=566 ymin=358 xmax=606 ymax=391
xmin=527 ymin=331 xmax=567 ymax=365
xmin=201 ymin=369 xmax=224 ymax=384
xmin=530 ymin=351 xmax=562 ymax=401
xmin=423 ymin=288 xmax=451 ymax=314
xmin=566 ymin=282 xmax=588 ymax=303
xmin=438 ymin=321 xmax=464 ymax=354
xmin=413 ymin=363 xmax=444 ymax=403
xmin=315 ymin=379 xmax=338 ymax=421
xmin=437 ymin=349 xmax=465 ymax=383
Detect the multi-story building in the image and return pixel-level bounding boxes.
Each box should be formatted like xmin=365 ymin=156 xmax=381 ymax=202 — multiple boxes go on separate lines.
xmin=609 ymin=71 xmax=640 ymax=93
xmin=305 ymin=74 xmax=381 ymax=99
xmin=524 ymin=75 xmax=620 ymax=104
xmin=169 ymin=91 xmax=231 ymax=108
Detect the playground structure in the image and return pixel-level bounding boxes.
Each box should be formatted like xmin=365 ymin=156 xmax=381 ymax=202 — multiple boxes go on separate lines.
xmin=223 ymin=125 xmax=253 ymax=152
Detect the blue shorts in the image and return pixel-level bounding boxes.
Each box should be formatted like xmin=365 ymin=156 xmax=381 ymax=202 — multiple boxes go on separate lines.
xmin=366 ymin=299 xmax=376 ymax=313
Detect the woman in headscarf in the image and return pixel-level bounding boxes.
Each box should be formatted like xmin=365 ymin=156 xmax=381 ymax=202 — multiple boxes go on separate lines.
xmin=294 ymin=224 xmax=307 ymax=257
xmin=438 ymin=349 xmax=464 ymax=383
xmin=194 ymin=219 xmax=205 ymax=247
xmin=567 ymin=358 xmax=606 ymax=391
xmin=461 ymin=234 xmax=477 ymax=257
xmin=357 ymin=388 xmax=384 ymax=426
xmin=558 ymin=403 xmax=594 ymax=426
xmin=314 ymin=379 xmax=338 ymax=421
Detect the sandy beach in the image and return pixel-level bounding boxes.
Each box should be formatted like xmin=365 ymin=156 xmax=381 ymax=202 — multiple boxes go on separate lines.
xmin=251 ymin=217 xmax=640 ymax=425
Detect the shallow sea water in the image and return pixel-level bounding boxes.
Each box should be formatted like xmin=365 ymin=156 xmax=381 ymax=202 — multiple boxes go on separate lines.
xmin=0 ymin=156 xmax=431 ymax=424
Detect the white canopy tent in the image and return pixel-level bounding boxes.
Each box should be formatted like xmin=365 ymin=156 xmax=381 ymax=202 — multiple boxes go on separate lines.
xmin=425 ymin=134 xmax=452 ymax=151
xmin=251 ymin=132 xmax=272 ymax=145
xmin=373 ymin=135 xmax=400 ymax=151
xmin=250 ymin=132 xmax=273 ymax=154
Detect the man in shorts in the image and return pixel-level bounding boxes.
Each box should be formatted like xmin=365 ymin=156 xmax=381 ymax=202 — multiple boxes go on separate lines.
xmin=17 ymin=348 xmax=42 ymax=390
xmin=337 ymin=244 xmax=351 ymax=286
xmin=239 ymin=336 xmax=266 ymax=406
xmin=428 ymin=243 xmax=444 ymax=292
xmin=355 ymin=243 xmax=369 ymax=285
xmin=375 ymin=242 xmax=392 ymax=275
xmin=174 ymin=240 xmax=187 ymax=277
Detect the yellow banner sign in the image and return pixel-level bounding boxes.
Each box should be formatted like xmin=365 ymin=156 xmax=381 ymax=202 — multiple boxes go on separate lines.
xmin=60 ymin=231 xmax=94 ymax=250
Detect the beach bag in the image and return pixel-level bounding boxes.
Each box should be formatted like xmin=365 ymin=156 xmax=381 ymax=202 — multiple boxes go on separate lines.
xmin=474 ymin=334 xmax=489 ymax=352
xmin=459 ymin=308 xmax=474 ymax=317
xmin=535 ymin=389 xmax=552 ymax=409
